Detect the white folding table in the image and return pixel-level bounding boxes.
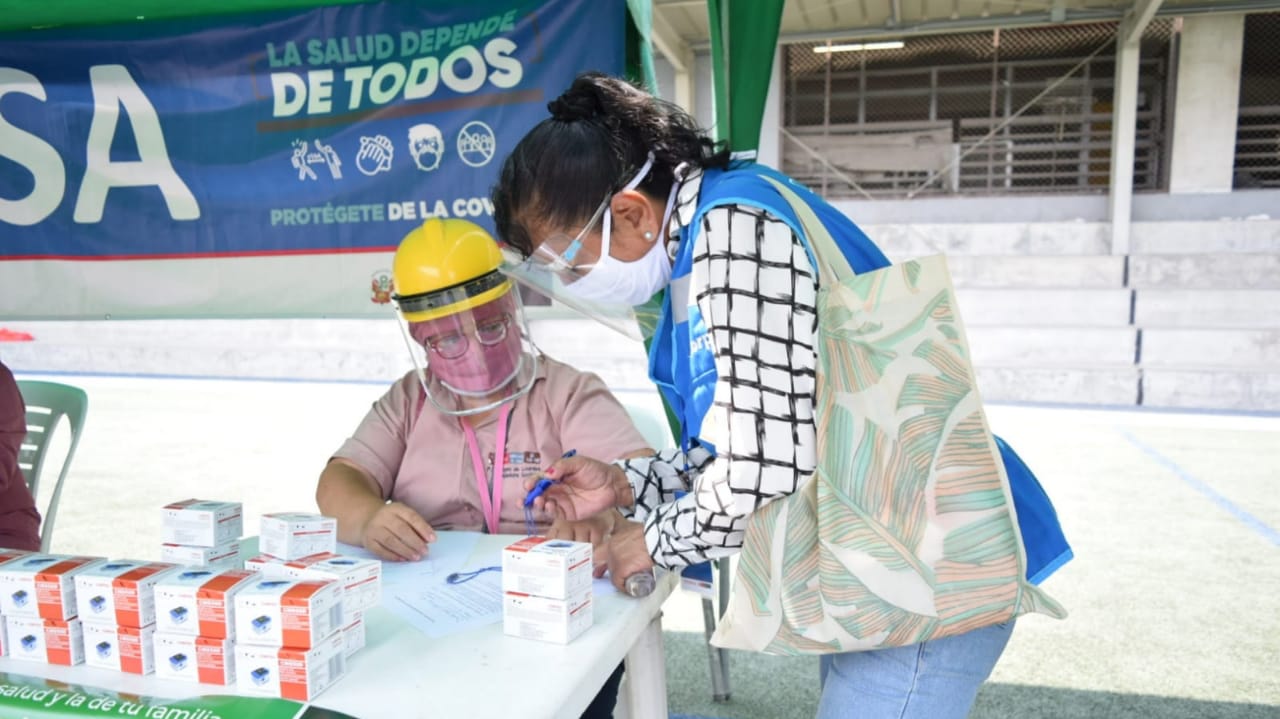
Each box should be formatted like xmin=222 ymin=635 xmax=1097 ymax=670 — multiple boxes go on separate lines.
xmin=0 ymin=533 xmax=677 ymax=719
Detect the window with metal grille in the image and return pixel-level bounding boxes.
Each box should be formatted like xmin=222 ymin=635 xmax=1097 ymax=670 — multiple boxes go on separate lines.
xmin=783 ymin=21 xmax=1175 ymax=198
xmin=1234 ymin=12 xmax=1280 ymax=189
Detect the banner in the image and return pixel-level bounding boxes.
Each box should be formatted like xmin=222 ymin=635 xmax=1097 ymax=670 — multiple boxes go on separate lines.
xmin=0 ymin=671 xmax=359 ymax=719
xmin=0 ymin=0 xmax=624 ymax=319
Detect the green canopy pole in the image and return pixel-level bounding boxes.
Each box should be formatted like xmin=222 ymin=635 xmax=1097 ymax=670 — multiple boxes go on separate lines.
xmin=706 ymin=0 xmax=785 ymax=153
xmin=625 ymin=0 xmax=658 ymax=90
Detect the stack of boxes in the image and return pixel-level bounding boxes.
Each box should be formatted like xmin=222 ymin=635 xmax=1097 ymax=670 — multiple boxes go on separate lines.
xmin=0 ymin=553 xmax=105 ymax=666
xmin=501 ymin=537 xmax=594 ymax=644
xmin=233 ymin=577 xmax=346 ymax=700
xmin=75 ymin=559 xmax=175 ymax=674
xmin=0 ymin=549 xmax=27 ymax=658
xmin=235 ymin=513 xmax=373 ymax=701
xmin=0 ymin=505 xmax=365 ymax=705
xmin=152 ymin=567 xmax=257 ymax=684
xmin=160 ymin=500 xmax=243 ymax=570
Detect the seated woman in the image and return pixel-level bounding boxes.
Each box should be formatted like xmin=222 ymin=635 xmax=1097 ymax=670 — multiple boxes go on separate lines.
xmin=0 ymin=360 xmax=41 ymax=552
xmin=317 ymin=219 xmax=649 ymax=719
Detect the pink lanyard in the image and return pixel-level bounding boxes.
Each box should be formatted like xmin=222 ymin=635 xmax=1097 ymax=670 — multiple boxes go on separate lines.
xmin=460 ymin=403 xmax=513 ymax=535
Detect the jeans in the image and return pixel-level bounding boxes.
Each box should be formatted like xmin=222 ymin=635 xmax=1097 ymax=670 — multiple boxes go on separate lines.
xmin=817 ymin=621 xmax=1015 ymax=719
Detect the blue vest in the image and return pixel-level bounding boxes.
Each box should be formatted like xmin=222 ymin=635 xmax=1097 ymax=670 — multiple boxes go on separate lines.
xmin=647 ymin=164 xmax=1072 ymax=584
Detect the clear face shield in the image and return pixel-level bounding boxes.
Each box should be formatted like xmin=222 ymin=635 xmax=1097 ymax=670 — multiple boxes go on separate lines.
xmin=393 ymin=275 xmax=539 ymax=417
xmin=497 ymin=153 xmax=677 ymax=342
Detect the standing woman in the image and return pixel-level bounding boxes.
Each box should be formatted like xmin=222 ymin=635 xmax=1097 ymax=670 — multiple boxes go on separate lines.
xmin=493 ymin=72 xmax=1071 ymax=719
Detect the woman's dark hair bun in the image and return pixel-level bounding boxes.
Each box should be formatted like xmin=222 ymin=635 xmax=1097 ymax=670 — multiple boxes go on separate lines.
xmin=547 ymin=74 xmax=606 ymax=122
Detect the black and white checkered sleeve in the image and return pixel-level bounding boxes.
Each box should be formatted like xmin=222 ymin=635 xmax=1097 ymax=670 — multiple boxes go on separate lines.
xmin=635 ymin=204 xmax=820 ymax=568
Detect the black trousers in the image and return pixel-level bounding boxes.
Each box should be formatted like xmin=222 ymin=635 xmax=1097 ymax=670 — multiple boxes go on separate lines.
xmin=579 ymin=663 xmax=626 ymax=719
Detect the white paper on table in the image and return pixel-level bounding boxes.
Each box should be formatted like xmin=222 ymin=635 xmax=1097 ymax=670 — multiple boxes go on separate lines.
xmin=339 ymin=533 xmax=618 ymax=638
xmin=336 ymin=533 xmax=501 ymax=638
xmin=388 ymin=569 xmax=504 ymax=638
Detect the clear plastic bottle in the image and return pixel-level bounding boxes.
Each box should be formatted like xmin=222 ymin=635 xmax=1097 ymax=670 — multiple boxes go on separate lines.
xmin=623 ymin=571 xmax=656 ymax=598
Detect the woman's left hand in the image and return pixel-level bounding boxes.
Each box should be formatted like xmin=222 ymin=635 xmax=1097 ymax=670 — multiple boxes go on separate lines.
xmin=606 ymin=520 xmax=655 ymax=593
xmin=547 ymin=511 xmax=616 ymax=547
xmin=548 ymin=510 xmax=620 ymax=577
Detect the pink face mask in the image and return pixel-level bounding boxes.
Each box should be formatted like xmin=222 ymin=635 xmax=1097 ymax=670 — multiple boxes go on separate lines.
xmin=409 ymin=297 xmax=523 ymax=396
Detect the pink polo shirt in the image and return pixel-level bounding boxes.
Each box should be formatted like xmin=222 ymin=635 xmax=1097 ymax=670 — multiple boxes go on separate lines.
xmin=333 ymin=355 xmax=650 ymax=535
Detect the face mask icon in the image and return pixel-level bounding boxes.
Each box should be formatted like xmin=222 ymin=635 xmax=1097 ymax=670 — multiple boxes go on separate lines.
xmin=408 ymin=123 xmax=444 ymax=172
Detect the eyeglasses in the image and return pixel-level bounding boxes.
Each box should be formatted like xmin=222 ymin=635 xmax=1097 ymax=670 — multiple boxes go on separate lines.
xmin=422 ymin=313 xmax=512 ymax=359
xmin=525 ymin=194 xmax=611 ymax=274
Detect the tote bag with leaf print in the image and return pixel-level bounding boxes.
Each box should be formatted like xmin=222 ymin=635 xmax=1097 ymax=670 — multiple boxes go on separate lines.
xmin=709 ymin=178 xmax=1066 ymax=655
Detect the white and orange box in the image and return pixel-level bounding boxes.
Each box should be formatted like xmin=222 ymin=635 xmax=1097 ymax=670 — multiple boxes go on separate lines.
xmin=502 ymin=588 xmax=593 ymax=644
xmin=259 ymin=513 xmax=336 ymax=560
xmin=235 ymin=633 xmax=346 ymax=701
xmin=4 ymin=615 xmax=85 ymax=665
xmin=284 ymin=554 xmax=381 ymax=613
xmin=74 ymin=560 xmax=174 ymax=627
xmin=160 ymin=541 xmax=241 ymax=570
xmin=243 ymin=554 xmax=291 ymax=579
xmin=501 ymin=537 xmax=592 ymax=600
xmin=234 ymin=578 xmax=342 ymax=649
xmin=153 ymin=568 xmax=258 ymax=638
xmin=0 ymin=554 xmax=105 ymax=620
xmin=83 ymin=622 xmax=155 ymax=674
xmin=340 ymin=611 xmax=364 ymax=659
xmin=152 ymin=632 xmax=235 ymax=684
xmin=161 ymin=499 xmax=243 ymax=548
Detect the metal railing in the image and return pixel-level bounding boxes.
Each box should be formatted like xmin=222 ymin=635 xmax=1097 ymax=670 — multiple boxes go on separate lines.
xmin=1234 ymin=105 xmax=1280 ymax=189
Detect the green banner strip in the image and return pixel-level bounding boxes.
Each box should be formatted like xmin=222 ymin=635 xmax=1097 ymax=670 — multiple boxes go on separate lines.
xmin=0 ymin=671 xmax=359 ymax=719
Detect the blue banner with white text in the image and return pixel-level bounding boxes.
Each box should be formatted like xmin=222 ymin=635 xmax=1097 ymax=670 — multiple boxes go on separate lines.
xmin=0 ymin=0 xmax=622 ymax=261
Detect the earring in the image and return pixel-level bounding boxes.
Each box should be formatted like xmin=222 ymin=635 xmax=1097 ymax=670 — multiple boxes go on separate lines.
xmin=643 ymin=231 xmax=654 ymax=241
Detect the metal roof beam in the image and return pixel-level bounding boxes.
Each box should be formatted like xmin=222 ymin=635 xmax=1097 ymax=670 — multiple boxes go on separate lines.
xmin=686 ymin=0 xmax=1280 ymax=49
xmin=651 ymin=2 xmax=693 ymax=74
xmin=1125 ymin=0 xmax=1165 ymax=45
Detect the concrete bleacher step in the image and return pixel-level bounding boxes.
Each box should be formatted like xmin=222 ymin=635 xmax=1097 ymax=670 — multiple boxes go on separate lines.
xmin=1140 ymin=328 xmax=1280 ymax=368
xmin=1130 ymin=220 xmax=1280 ymax=254
xmin=967 ymin=326 xmax=1137 ymax=366
xmin=1128 ymin=254 xmax=1280 ymax=289
xmin=1135 ymin=289 xmax=1280 ymax=328
xmin=946 ymin=255 xmax=1125 ymax=289
xmin=866 ymin=222 xmax=1110 ymax=257
xmin=957 ymin=288 xmax=1131 ymax=327
xmin=1141 ymin=367 xmax=1280 ymax=411
xmin=976 ymin=365 xmax=1140 ymax=406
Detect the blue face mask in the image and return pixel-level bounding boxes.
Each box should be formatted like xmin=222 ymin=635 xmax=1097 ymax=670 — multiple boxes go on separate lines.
xmin=562 ymin=155 xmax=680 ymax=307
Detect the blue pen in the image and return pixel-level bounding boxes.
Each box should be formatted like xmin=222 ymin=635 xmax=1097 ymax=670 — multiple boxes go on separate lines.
xmin=523 ymin=449 xmax=577 ymax=507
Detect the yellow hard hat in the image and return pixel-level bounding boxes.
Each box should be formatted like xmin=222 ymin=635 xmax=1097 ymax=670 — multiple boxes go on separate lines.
xmin=391 ymin=218 xmax=511 ymax=322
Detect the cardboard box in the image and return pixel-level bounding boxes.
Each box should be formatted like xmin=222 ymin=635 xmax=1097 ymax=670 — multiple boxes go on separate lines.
xmin=160 ymin=542 xmax=241 ymax=570
xmin=234 ymin=578 xmax=342 ymax=649
xmin=4 ymin=616 xmax=84 ymax=665
xmin=243 ymin=554 xmax=291 ymax=579
xmin=501 ymin=537 xmax=592 ymax=600
xmin=235 ymin=633 xmax=346 ymax=701
xmin=83 ymin=622 xmax=155 ymax=674
xmin=0 ymin=554 xmax=105 ymax=620
xmin=153 ymin=568 xmax=258 ymax=638
xmin=74 ymin=560 xmax=174 ymax=628
xmin=259 ymin=513 xmax=337 ymax=560
xmin=160 ymin=500 xmax=243 ymax=548
xmin=340 ymin=611 xmax=364 ymax=659
xmin=503 ymin=588 xmax=592 ymax=644
xmin=0 ymin=549 xmax=31 ymax=566
xmin=152 ymin=632 xmax=234 ymax=685
xmin=284 ymin=554 xmax=381 ymax=613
